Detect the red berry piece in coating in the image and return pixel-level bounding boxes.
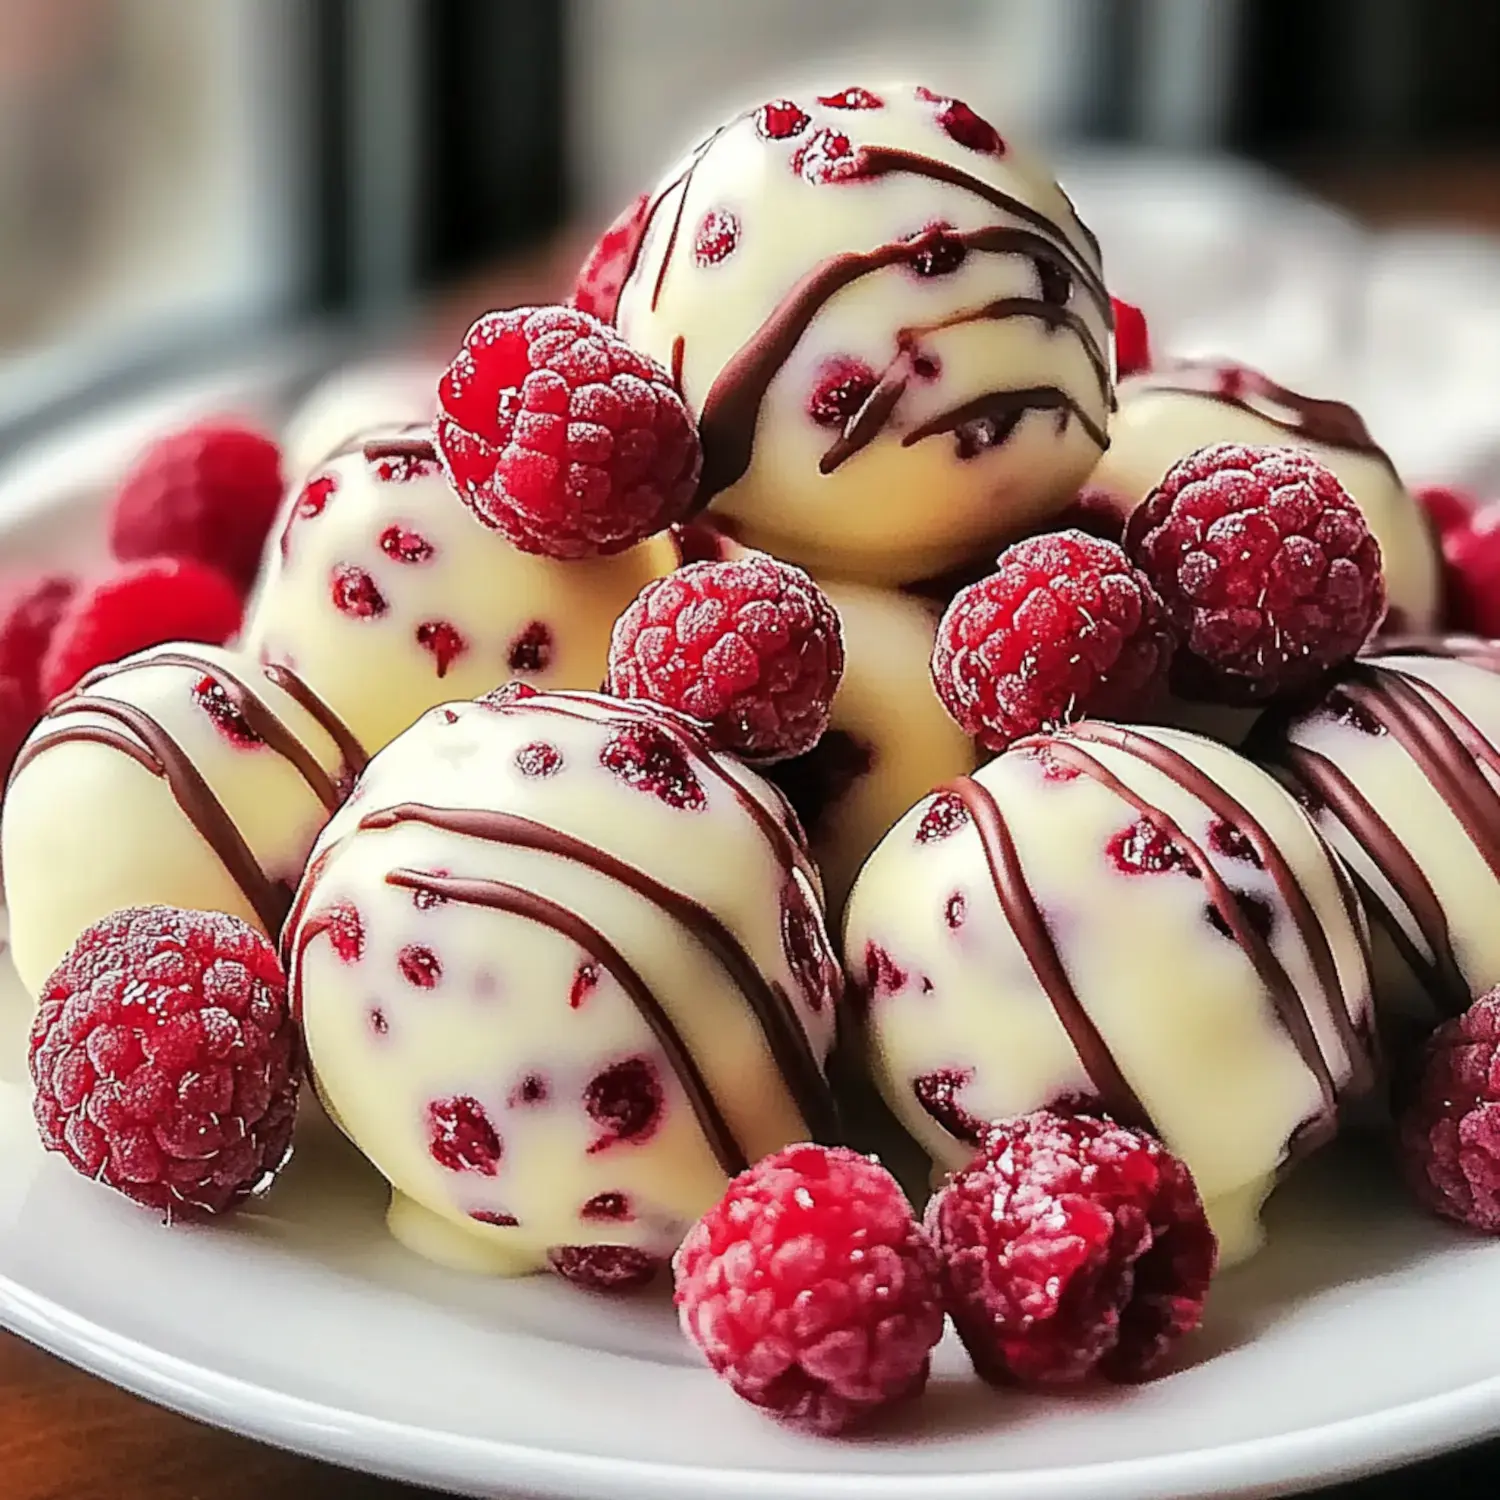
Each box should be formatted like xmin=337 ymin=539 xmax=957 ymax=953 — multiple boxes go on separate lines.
xmin=1124 ymin=443 xmax=1386 ymax=704
xmin=932 ymin=530 xmax=1176 ymax=752
xmin=109 ymin=421 xmax=283 ymax=594
xmin=28 ymin=906 xmax=301 ymax=1218
xmin=434 ymin=305 xmax=702 ymax=559
xmin=1396 ymin=987 xmax=1500 ymax=1233
xmin=607 ymin=554 xmax=845 ymax=763
xmin=40 ymin=558 xmax=243 ymax=703
xmin=673 ymin=1143 xmax=944 ymax=1435
xmin=1111 ymin=297 xmax=1151 ymax=377
xmin=927 ymin=1110 xmax=1216 ymax=1386
xmin=571 ymin=192 xmax=653 ymax=323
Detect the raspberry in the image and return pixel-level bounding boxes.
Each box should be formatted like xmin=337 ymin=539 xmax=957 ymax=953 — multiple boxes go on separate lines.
xmin=1396 ymin=988 xmax=1500 ymax=1232
xmin=1415 ymin=483 xmax=1477 ymax=541
xmin=434 ymin=305 xmax=702 ymax=559
xmin=571 ymin=193 xmax=652 ymax=323
xmin=550 ymin=1244 xmax=663 ymax=1292
xmin=1111 ymin=297 xmax=1151 ymax=377
xmin=1440 ymin=505 xmax=1500 ymax=637
xmin=40 ymin=558 xmax=243 ymax=703
xmin=931 ymin=531 xmax=1176 ymax=752
xmin=927 ymin=1111 xmax=1216 ymax=1386
xmin=108 ymin=421 xmax=283 ymax=593
xmin=27 ymin=906 xmax=300 ymax=1218
xmin=0 ymin=573 xmax=76 ymax=778
xmin=606 ymin=555 xmax=845 ymax=763
xmin=673 ymin=1143 xmax=944 ymax=1434
xmin=1124 ymin=443 xmax=1386 ymax=704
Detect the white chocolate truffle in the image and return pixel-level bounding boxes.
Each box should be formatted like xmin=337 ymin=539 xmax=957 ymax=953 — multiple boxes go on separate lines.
xmin=282 ymin=359 xmax=442 ymax=480
xmin=2 ymin=644 xmax=363 ymax=998
xmin=1256 ymin=648 xmax=1500 ymax=1026
xmin=1089 ymin=362 xmax=1440 ymax=632
xmin=844 ymin=722 xmax=1375 ymax=1266
xmin=244 ymin=425 xmax=677 ymax=754
xmin=288 ymin=688 xmax=841 ymax=1277
xmin=771 ymin=579 xmax=978 ymax=915
xmin=615 ymin=84 xmax=1113 ymax=585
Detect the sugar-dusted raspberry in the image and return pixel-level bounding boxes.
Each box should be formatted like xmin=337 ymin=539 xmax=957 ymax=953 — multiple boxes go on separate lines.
xmin=0 ymin=573 xmax=76 ymax=778
xmin=606 ymin=554 xmax=845 ymax=763
xmin=1396 ymin=987 xmax=1500 ymax=1232
xmin=1111 ymin=297 xmax=1151 ymax=378
xmin=108 ymin=420 xmax=283 ymax=593
xmin=40 ymin=558 xmax=243 ymax=703
xmin=1440 ymin=504 xmax=1500 ymax=638
xmin=550 ymin=1243 xmax=663 ymax=1292
xmin=915 ymin=86 xmax=1004 ymax=154
xmin=673 ymin=1143 xmax=945 ymax=1434
xmin=28 ymin=906 xmax=301 ymax=1218
xmin=927 ymin=1111 xmax=1215 ymax=1386
xmin=1124 ymin=443 xmax=1386 ymax=704
xmin=571 ymin=192 xmax=652 ymax=323
xmin=435 ymin=305 xmax=702 ymax=559
xmin=932 ymin=530 xmax=1176 ymax=752
xmin=1415 ymin=483 xmax=1477 ymax=541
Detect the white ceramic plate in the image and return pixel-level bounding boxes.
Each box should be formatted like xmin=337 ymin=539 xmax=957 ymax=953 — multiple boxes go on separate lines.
xmin=3 ymin=379 xmax=1500 ymax=1500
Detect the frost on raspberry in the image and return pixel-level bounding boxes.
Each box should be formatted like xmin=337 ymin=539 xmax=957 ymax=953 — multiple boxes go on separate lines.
xmin=600 ymin=721 xmax=707 ymax=810
xmin=584 ymin=1056 xmax=665 ymax=1150
xmin=693 ymin=209 xmax=741 ymax=267
xmin=427 ymin=1095 xmax=503 ymax=1175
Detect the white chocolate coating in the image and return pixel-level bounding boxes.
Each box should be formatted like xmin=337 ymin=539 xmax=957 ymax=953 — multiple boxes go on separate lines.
xmin=290 ymin=690 xmax=840 ymax=1276
xmin=244 ymin=425 xmax=677 ymax=755
xmin=1089 ymin=364 xmax=1440 ymax=632
xmin=2 ymin=644 xmax=356 ymax=998
xmin=1260 ymin=651 xmax=1500 ymax=1025
xmin=282 ymin=359 xmax=442 ymax=480
xmin=844 ymin=723 xmax=1374 ymax=1266
xmin=616 ymin=83 xmax=1112 ymax=585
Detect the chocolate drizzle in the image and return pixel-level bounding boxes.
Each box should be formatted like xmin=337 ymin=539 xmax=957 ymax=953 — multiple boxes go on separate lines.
xmin=263 ymin=663 xmax=369 ymax=784
xmin=386 ymin=868 xmax=748 ymax=1175
xmin=902 ymin=385 xmax=1109 ymax=460
xmin=1133 ymin=361 xmax=1398 ymax=474
xmin=358 ymin=803 xmax=837 ymax=1143
xmin=362 ymin=434 xmax=438 ymax=466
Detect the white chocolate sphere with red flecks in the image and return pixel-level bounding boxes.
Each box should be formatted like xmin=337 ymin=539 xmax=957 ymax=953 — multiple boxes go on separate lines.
xmin=613 ymin=83 xmax=1113 ymax=586
xmin=288 ymin=687 xmax=841 ymax=1279
xmin=843 ymin=722 xmax=1375 ymax=1267
xmin=243 ymin=424 xmax=677 ymax=755
xmin=1 ymin=643 xmax=358 ymax=998
xmin=281 ymin=358 xmax=443 ymax=481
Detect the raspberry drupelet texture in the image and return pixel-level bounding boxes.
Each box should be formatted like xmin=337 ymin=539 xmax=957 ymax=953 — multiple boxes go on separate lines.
xmin=1397 ymin=988 xmax=1500 ymax=1233
xmin=606 ymin=553 xmax=845 ymax=762
xmin=1124 ymin=443 xmax=1386 ymax=704
xmin=672 ymin=1143 xmax=945 ymax=1434
xmin=108 ymin=421 xmax=285 ymax=594
xmin=1439 ymin=504 xmax=1500 ymax=638
xmin=434 ymin=305 xmax=702 ymax=559
xmin=0 ymin=573 xmax=76 ymax=779
xmin=1110 ymin=297 xmax=1151 ymax=378
xmin=930 ymin=530 xmax=1176 ymax=753
xmin=40 ymin=558 xmax=244 ymax=703
xmin=926 ymin=1111 xmax=1216 ymax=1387
xmin=28 ymin=906 xmax=302 ymax=1218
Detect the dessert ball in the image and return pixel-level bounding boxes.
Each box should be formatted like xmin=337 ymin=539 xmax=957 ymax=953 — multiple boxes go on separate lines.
xmin=288 ymin=687 xmax=842 ymax=1278
xmin=243 ymin=424 xmax=677 ymax=754
xmin=771 ymin=579 xmax=978 ymax=915
xmin=1256 ymin=649 xmax=1500 ymax=1025
xmin=612 ymin=83 xmax=1113 ymax=585
xmin=1088 ymin=362 xmax=1440 ymax=632
xmin=2 ymin=643 xmax=361 ymax=998
xmin=282 ymin=358 xmax=442 ymax=480
xmin=844 ymin=722 xmax=1375 ymax=1265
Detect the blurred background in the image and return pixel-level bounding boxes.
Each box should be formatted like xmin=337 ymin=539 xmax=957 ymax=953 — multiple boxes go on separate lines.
xmin=3 ymin=0 xmax=1500 ymax=479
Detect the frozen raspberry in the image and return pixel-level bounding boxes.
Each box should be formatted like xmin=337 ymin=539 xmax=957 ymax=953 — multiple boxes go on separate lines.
xmin=673 ymin=1143 xmax=945 ymax=1434
xmin=108 ymin=421 xmax=283 ymax=594
xmin=916 ymin=87 xmax=1004 ymax=154
xmin=1124 ymin=444 xmax=1386 ymax=704
xmin=932 ymin=531 xmax=1176 ymax=752
xmin=435 ymin=305 xmax=701 ymax=559
xmin=1111 ymin=297 xmax=1151 ymax=378
xmin=606 ymin=555 xmax=844 ymax=763
xmin=927 ymin=1111 xmax=1216 ymax=1386
xmin=1396 ymin=987 xmax=1500 ymax=1232
xmin=28 ymin=906 xmax=300 ymax=1218
xmin=572 ymin=192 xmax=653 ymax=323
xmin=1440 ymin=505 xmax=1500 ymax=638
xmin=0 ymin=573 xmax=76 ymax=778
xmin=550 ymin=1244 xmax=663 ymax=1292
xmin=40 ymin=558 xmax=243 ymax=703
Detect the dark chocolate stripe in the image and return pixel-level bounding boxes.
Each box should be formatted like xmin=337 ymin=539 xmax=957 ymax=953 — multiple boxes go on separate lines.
xmin=939 ymin=775 xmax=1155 ymax=1132
xmin=387 ymin=869 xmax=748 ymax=1175
xmin=1064 ymin=723 xmax=1373 ymax=1096
xmin=358 ymin=803 xmax=836 ymax=1141
xmin=362 ymin=434 xmax=437 ymax=465
xmin=901 ymin=385 xmax=1110 ymax=458
xmin=263 ymin=663 xmax=369 ymax=782
xmin=17 ymin=696 xmax=290 ymax=933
